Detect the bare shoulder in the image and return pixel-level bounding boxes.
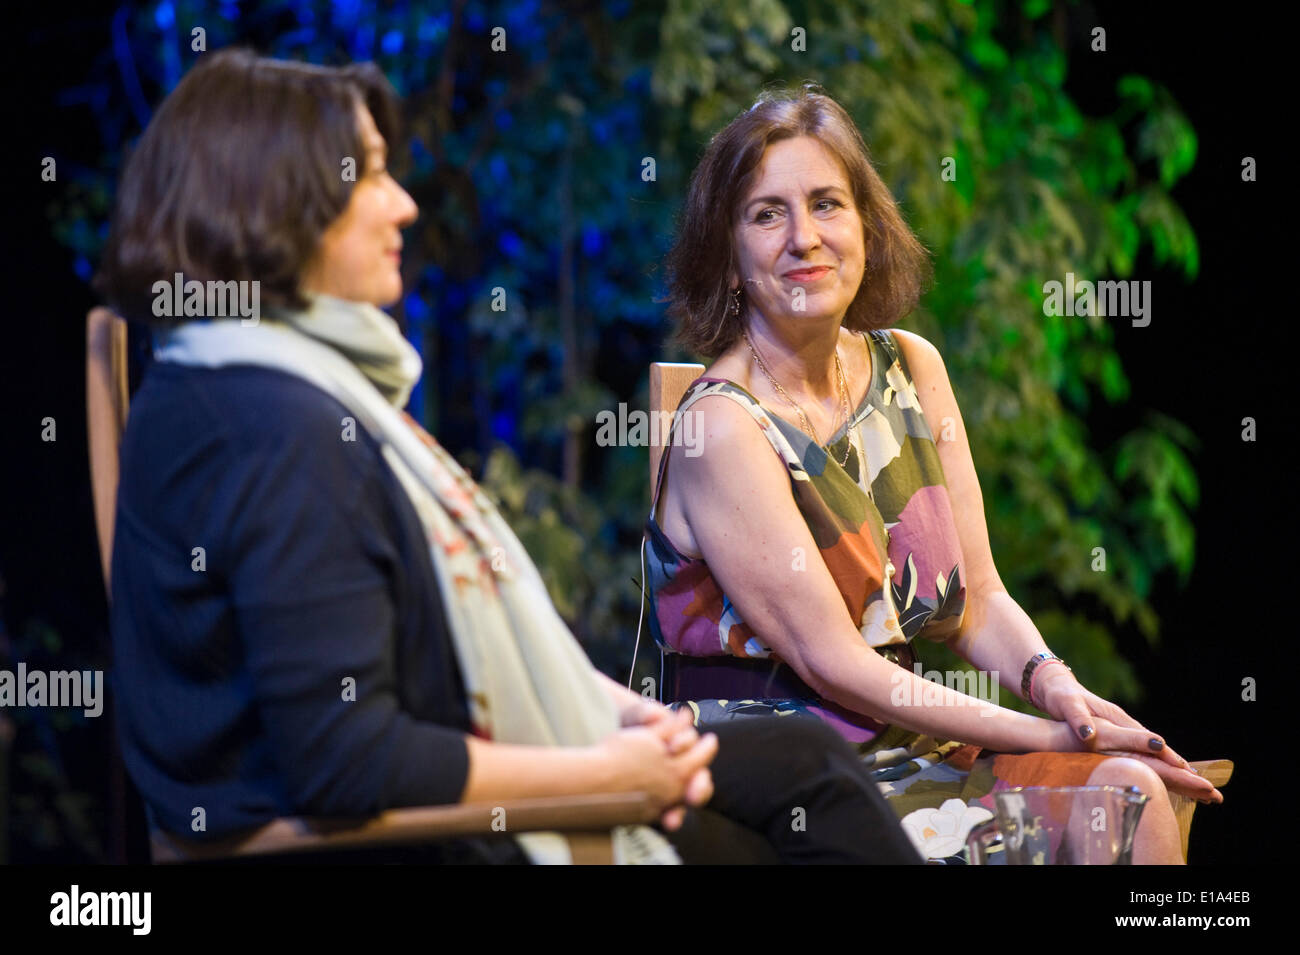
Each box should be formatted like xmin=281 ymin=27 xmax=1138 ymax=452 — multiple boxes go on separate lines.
xmin=677 ymin=344 xmax=767 ymax=468
xmin=674 ymin=390 xmax=776 ymax=481
xmin=888 ymin=327 xmax=945 ymax=372
xmin=659 ymin=386 xmax=792 ymax=560
xmin=885 ymin=328 xmax=968 ymax=446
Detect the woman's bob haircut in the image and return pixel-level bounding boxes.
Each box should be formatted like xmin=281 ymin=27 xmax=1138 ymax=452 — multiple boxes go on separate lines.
xmin=95 ymin=47 xmax=401 ymax=326
xmin=663 ymin=83 xmax=932 ymax=359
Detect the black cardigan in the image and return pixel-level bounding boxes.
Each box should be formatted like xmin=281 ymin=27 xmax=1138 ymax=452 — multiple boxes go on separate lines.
xmin=110 ymin=361 xmax=472 ymax=839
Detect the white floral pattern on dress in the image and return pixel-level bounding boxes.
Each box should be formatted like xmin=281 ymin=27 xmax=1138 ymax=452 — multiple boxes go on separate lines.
xmin=899 ymin=798 xmax=994 ymax=860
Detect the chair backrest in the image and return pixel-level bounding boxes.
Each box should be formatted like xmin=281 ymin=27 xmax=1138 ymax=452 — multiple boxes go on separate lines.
xmin=86 ymin=307 xmax=130 ymax=596
xmin=84 ymin=306 xmax=138 ymax=862
xmin=647 ymin=362 xmax=704 ymax=502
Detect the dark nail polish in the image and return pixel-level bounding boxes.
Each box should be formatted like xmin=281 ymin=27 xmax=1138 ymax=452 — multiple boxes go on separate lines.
xmin=1078 ymin=725 xmax=1094 ymax=740
xmin=1148 ymin=738 xmax=1163 ymax=751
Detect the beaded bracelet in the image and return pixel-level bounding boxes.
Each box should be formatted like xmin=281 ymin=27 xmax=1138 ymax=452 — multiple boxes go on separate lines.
xmin=1022 ymin=651 xmax=1071 ymax=709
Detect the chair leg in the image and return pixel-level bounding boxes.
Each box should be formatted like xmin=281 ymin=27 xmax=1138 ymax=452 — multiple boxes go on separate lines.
xmin=565 ymin=832 xmax=615 ymax=865
xmin=1171 ymin=759 xmax=1234 ymax=862
xmin=1170 ymin=793 xmax=1197 ymax=863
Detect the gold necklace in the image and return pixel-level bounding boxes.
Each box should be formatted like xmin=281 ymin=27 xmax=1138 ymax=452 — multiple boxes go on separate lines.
xmin=744 ymin=329 xmax=856 ymax=469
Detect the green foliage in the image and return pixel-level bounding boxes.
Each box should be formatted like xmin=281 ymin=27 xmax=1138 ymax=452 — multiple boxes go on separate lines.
xmin=467 ymin=443 xmax=649 ymax=678
xmin=0 ymin=610 xmax=105 ymax=862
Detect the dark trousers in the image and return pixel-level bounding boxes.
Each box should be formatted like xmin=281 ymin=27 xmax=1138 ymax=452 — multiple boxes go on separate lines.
xmin=661 ymin=714 xmax=922 ymax=864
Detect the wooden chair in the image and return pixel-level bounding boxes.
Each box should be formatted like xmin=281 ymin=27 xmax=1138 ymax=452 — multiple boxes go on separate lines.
xmin=648 ymin=361 xmax=1232 ymax=862
xmin=86 ymin=306 xmax=655 ymax=864
xmin=648 ymin=363 xmax=707 ymax=501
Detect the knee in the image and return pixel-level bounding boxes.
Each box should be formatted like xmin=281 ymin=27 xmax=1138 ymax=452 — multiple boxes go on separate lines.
xmin=1086 ymin=757 xmax=1167 ymax=800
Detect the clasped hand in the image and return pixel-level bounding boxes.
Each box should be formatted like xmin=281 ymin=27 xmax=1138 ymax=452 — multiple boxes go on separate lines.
xmin=1035 ymin=665 xmax=1223 ymax=805
xmin=604 ymin=698 xmax=717 ymax=830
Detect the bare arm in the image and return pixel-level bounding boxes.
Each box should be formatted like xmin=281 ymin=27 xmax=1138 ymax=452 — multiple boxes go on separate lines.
xmin=890 ymin=330 xmax=1209 ymax=793
xmin=460 ymin=737 xmax=614 ymax=802
xmin=889 ymin=329 xmax=1047 ymax=695
xmin=674 ymin=393 xmax=1080 ymax=752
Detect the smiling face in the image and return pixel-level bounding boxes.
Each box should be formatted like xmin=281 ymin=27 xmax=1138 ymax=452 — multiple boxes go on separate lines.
xmin=300 ymin=102 xmax=418 ymax=307
xmin=732 ymin=135 xmax=867 ymax=331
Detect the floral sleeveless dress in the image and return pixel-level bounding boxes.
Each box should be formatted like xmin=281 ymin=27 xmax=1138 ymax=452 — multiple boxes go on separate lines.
xmin=645 ymin=329 xmax=1110 ymax=863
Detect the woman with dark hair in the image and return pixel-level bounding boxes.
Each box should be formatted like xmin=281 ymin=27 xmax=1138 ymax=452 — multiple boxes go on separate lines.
xmin=97 ymin=49 xmax=920 ymax=864
xmin=648 ymin=84 xmax=1223 ymax=863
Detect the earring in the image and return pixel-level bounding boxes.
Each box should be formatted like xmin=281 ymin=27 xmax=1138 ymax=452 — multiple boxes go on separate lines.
xmin=729 ymin=287 xmax=741 ymax=316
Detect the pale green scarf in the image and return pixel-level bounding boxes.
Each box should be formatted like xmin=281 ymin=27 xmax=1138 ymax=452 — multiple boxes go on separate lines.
xmin=152 ymin=294 xmax=679 ymax=865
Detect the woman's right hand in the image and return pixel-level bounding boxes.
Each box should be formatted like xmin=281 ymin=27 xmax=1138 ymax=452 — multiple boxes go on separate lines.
xmin=595 ymin=710 xmax=717 ymax=830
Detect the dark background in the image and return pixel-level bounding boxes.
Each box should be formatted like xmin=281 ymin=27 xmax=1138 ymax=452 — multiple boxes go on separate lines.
xmin=0 ymin=1 xmax=1285 ymax=865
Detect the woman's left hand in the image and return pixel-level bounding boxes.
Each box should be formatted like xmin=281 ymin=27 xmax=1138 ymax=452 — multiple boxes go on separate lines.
xmin=1034 ymin=665 xmax=1188 ymax=770
xmin=1037 ymin=667 xmax=1224 ymax=803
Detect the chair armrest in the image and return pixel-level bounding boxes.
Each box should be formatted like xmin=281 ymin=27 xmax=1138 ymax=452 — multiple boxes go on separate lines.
xmin=1187 ymin=759 xmax=1233 ymax=788
xmin=150 ymin=791 xmax=658 ymax=862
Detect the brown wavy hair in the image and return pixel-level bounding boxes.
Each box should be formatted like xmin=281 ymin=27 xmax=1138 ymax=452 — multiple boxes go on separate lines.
xmin=94 ymin=48 xmax=400 ymax=325
xmin=663 ymin=83 xmax=931 ymax=358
